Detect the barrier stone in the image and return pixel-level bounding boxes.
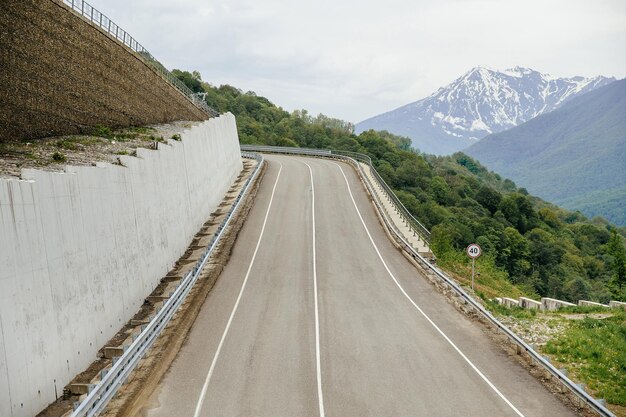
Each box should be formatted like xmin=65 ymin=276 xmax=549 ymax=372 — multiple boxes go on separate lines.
xmin=501 ymin=297 xmax=519 ymax=308
xmin=519 ymin=297 xmax=541 ymax=309
xmin=578 ymin=300 xmax=609 ymax=308
xmin=541 ymin=297 xmax=576 ymax=311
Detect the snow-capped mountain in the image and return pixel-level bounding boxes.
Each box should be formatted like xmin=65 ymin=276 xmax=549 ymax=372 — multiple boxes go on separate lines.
xmin=356 ymin=66 xmax=615 ymax=155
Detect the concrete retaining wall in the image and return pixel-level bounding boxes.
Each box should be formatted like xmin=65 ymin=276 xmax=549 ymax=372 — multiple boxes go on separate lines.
xmin=0 ymin=114 xmax=242 ymax=417
xmin=0 ymin=0 xmax=207 ymax=142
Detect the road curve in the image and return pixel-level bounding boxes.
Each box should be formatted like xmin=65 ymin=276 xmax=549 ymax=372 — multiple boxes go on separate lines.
xmin=140 ymin=155 xmax=577 ymax=417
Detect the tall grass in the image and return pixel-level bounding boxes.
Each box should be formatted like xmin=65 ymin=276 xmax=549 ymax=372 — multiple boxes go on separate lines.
xmin=543 ymin=312 xmax=626 ymax=406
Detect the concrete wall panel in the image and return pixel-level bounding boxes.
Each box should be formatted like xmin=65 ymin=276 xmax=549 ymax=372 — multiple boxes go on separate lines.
xmin=0 ymin=115 xmax=242 ymax=416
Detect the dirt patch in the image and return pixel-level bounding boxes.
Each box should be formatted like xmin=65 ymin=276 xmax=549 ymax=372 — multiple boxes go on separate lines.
xmin=1 ymin=121 xmax=199 ymax=178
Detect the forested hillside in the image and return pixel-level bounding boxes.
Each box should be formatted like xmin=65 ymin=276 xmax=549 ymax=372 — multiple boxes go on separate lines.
xmin=174 ymin=70 xmax=626 ymax=303
xmin=465 ymin=78 xmax=626 ymax=226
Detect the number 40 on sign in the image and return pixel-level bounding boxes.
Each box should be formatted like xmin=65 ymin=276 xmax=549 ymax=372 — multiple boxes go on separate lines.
xmin=466 ymin=243 xmax=481 ymax=290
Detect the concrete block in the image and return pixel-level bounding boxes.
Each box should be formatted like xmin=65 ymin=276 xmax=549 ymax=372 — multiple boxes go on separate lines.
xmin=68 ymin=383 xmax=94 ymax=395
xmin=147 ymin=295 xmax=169 ymax=303
xmin=519 ymin=297 xmax=541 ymax=309
xmin=103 ymin=346 xmax=125 ymax=359
xmin=163 ymin=275 xmax=183 ymax=282
xmin=541 ymin=297 xmax=576 ymax=311
xmin=609 ymin=301 xmax=626 ymax=310
xmin=578 ymin=300 xmax=609 ymax=308
xmin=502 ymin=297 xmax=519 ymax=308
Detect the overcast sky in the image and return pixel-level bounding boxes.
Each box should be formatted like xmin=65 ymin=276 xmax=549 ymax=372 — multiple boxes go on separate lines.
xmin=88 ymin=0 xmax=626 ymax=123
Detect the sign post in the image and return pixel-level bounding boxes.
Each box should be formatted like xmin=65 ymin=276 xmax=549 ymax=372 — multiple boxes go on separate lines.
xmin=466 ymin=243 xmax=482 ymax=291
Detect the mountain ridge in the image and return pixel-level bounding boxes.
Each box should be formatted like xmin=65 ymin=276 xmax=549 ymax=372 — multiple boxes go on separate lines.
xmin=356 ymin=66 xmax=615 ymax=155
xmin=465 ymin=78 xmax=626 ymax=225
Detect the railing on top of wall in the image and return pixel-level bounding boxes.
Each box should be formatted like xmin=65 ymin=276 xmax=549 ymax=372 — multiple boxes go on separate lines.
xmin=61 ymin=0 xmax=218 ymax=118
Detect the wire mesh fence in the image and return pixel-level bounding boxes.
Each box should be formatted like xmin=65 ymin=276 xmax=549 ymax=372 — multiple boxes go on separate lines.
xmin=62 ymin=0 xmax=218 ymax=117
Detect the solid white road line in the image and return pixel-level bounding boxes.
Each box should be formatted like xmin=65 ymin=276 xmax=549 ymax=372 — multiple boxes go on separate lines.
xmin=302 ymin=161 xmax=326 ymax=417
xmin=333 ymin=162 xmax=525 ymax=417
xmin=193 ymin=163 xmax=283 ymax=417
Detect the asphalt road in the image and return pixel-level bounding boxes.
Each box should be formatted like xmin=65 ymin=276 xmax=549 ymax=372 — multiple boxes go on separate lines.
xmin=141 ymin=155 xmax=578 ymax=417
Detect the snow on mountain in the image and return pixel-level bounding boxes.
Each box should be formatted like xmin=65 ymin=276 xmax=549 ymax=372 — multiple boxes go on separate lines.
xmin=355 ymin=66 xmax=615 ymax=155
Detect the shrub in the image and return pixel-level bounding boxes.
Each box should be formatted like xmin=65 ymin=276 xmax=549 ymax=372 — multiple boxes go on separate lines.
xmin=51 ymin=152 xmax=66 ymax=163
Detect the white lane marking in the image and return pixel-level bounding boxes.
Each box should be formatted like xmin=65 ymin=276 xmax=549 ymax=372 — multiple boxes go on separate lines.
xmin=193 ymin=162 xmax=283 ymax=417
xmin=333 ymin=162 xmax=525 ymax=417
xmin=302 ymin=161 xmax=326 ymax=417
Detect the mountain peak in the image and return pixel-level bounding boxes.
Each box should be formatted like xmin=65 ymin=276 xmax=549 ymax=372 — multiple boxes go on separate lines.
xmin=355 ymin=66 xmax=615 ymax=155
xmin=464 ymin=66 xmax=497 ymax=77
xmin=503 ymin=66 xmax=538 ymax=77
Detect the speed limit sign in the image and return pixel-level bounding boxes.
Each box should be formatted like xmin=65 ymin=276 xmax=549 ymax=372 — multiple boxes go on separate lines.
xmin=466 ymin=243 xmax=481 ymax=259
xmin=466 ymin=243 xmax=481 ymax=290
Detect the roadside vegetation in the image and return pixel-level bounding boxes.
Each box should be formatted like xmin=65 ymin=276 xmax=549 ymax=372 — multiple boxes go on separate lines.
xmin=492 ymin=306 xmax=626 ymax=415
xmin=542 ymin=310 xmax=626 ymax=408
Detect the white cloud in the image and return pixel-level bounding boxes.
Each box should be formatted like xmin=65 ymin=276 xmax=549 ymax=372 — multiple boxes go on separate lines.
xmin=88 ymin=0 xmax=626 ymax=122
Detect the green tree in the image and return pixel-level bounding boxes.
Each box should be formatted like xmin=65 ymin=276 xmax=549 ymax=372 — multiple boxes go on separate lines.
xmin=172 ymin=69 xmax=204 ymax=93
xmin=564 ymin=276 xmax=591 ymax=301
xmin=396 ymin=157 xmax=430 ymax=189
xmin=499 ymin=227 xmax=530 ymax=280
xmin=431 ymin=176 xmax=451 ymax=205
xmin=607 ymin=230 xmax=626 ymax=294
xmin=475 ymin=185 xmax=502 ymax=214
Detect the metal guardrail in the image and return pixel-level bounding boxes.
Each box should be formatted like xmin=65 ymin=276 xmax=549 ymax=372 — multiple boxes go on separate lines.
xmin=71 ymin=152 xmax=264 ymax=417
xmin=241 ymin=145 xmax=615 ymax=417
xmin=239 ymin=144 xmax=332 ymax=156
xmin=61 ymin=0 xmax=218 ymax=117
xmin=240 ymin=145 xmax=431 ymax=243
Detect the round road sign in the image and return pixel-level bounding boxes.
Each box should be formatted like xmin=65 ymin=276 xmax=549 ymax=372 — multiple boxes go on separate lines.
xmin=466 ymin=243 xmax=481 ymax=259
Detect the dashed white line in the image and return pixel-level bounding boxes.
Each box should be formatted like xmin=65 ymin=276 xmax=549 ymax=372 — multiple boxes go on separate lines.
xmin=333 ymin=162 xmax=525 ymax=417
xmin=302 ymin=161 xmax=326 ymax=417
xmin=193 ymin=162 xmax=283 ymax=417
